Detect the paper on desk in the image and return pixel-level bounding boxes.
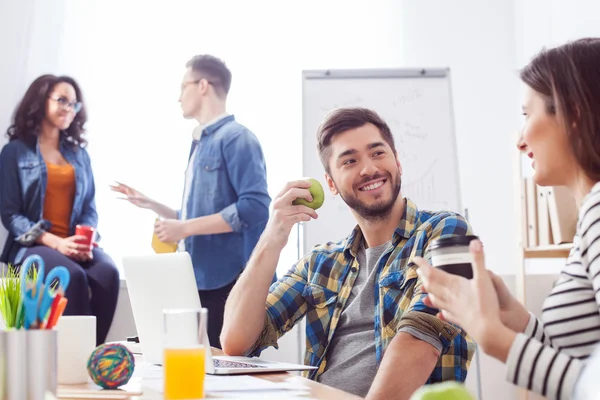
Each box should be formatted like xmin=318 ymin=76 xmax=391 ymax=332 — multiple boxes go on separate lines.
xmin=144 ymin=374 xmax=311 ymax=395
xmin=131 ymin=362 xmax=163 ymax=380
xmin=214 ymin=391 xmax=314 ymax=399
xmin=208 ymin=375 xmax=282 ymax=392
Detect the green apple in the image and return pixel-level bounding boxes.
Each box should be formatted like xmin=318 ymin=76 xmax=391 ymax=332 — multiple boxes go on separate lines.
xmin=292 ymin=178 xmax=324 ymax=210
xmin=410 ymin=382 xmax=474 ymax=400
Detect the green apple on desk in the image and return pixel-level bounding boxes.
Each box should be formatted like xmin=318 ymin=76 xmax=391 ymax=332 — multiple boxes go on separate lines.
xmin=410 ymin=382 xmax=474 ymax=400
xmin=293 ymin=178 xmax=325 ymax=210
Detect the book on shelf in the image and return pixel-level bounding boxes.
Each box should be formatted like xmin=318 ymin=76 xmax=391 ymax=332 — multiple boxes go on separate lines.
xmin=523 ymin=179 xmax=577 ymax=249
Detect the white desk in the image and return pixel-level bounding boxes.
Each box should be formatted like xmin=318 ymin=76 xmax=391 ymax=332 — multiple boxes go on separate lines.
xmin=57 ymin=350 xmax=361 ymax=400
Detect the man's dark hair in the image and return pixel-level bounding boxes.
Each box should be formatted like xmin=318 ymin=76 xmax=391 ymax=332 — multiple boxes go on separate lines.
xmin=317 ymin=107 xmax=396 ymax=174
xmin=186 ymin=55 xmax=232 ymax=98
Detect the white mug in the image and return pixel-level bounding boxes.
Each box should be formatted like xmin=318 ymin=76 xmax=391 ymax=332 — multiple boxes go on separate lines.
xmin=55 ymin=316 xmax=96 ymax=384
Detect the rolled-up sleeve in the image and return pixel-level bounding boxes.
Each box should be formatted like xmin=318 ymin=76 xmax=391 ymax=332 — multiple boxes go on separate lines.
xmin=0 ymin=145 xmax=48 ymax=246
xmin=397 ymin=279 xmax=459 ymax=354
xmin=220 ymin=203 xmax=243 ymax=232
xmin=219 ymin=130 xmax=270 ymax=232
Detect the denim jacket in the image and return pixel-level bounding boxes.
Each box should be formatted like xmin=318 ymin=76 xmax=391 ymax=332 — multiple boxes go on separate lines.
xmin=0 ymin=136 xmax=98 ymax=264
xmin=181 ymin=115 xmax=271 ymax=290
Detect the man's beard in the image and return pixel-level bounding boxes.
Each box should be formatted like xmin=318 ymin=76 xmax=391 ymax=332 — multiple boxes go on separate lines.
xmin=337 ymin=172 xmax=402 ymax=222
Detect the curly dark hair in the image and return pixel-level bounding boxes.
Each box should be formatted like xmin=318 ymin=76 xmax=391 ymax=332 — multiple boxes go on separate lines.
xmin=6 ymin=74 xmax=88 ymax=147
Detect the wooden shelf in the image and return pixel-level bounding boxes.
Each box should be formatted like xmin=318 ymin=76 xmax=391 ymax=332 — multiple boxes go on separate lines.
xmin=523 ymin=243 xmax=573 ymax=258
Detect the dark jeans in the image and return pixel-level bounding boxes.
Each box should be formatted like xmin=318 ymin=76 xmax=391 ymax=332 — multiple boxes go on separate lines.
xmin=21 ymin=246 xmax=120 ymax=346
xmin=198 ymin=279 xmax=237 ymax=350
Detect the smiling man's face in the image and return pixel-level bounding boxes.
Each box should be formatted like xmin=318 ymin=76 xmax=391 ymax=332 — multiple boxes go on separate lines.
xmin=326 ymin=123 xmax=402 ymax=221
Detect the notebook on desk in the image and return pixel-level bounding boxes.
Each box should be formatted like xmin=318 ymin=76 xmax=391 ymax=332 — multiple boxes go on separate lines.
xmin=122 ymin=252 xmax=316 ymax=375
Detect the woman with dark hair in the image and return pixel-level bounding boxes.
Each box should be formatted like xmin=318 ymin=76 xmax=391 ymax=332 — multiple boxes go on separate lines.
xmin=0 ymin=74 xmax=119 ymax=345
xmin=413 ymin=38 xmax=600 ymax=399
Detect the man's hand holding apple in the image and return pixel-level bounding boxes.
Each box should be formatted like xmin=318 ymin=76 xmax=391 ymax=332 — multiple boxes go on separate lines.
xmin=263 ymin=178 xmax=324 ymax=250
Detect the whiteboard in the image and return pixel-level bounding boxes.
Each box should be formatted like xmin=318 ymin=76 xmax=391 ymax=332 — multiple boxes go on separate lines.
xmin=301 ymin=68 xmax=461 ymax=252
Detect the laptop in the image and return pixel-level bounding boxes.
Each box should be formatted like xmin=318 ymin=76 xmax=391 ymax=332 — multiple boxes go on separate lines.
xmin=122 ymin=252 xmax=316 ymax=375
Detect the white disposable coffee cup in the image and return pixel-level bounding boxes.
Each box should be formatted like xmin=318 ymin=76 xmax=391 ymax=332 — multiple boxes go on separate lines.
xmin=55 ymin=316 xmax=96 ymax=384
xmin=429 ymin=235 xmax=479 ymax=279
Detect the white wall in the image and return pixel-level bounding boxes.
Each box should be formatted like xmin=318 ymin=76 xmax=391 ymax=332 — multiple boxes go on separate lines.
xmin=0 ymin=0 xmax=69 ymax=251
xmin=400 ymin=0 xmax=521 ymax=276
xmin=514 ymin=0 xmax=600 ymax=69
xmin=0 ymin=0 xmax=33 ymax=248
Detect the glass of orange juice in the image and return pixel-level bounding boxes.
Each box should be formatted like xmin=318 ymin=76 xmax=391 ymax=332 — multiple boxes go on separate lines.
xmin=163 ymin=308 xmax=207 ymax=399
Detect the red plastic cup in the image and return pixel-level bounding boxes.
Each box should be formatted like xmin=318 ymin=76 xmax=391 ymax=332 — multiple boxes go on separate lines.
xmin=75 ymin=225 xmax=95 ymax=250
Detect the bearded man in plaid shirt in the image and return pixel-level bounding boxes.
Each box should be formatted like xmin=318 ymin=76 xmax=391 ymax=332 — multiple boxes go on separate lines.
xmin=221 ymin=107 xmax=475 ymax=399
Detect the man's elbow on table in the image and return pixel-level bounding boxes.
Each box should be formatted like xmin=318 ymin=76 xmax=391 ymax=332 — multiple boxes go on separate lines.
xmin=220 ymin=325 xmax=257 ymax=356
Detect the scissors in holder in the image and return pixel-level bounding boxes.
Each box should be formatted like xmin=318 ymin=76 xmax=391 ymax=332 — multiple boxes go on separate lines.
xmin=20 ymin=254 xmax=71 ymax=329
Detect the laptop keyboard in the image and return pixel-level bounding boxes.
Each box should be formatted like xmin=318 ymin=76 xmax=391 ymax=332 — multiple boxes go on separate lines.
xmin=214 ymin=359 xmax=266 ymax=369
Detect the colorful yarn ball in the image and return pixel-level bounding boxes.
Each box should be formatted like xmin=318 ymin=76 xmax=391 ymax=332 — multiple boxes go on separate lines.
xmin=87 ymin=343 xmax=135 ymax=389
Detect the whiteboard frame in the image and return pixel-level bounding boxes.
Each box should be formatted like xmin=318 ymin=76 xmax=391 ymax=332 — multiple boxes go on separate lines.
xmin=300 ymin=67 xmax=464 ymax=255
xmin=302 ymin=68 xmax=450 ymax=80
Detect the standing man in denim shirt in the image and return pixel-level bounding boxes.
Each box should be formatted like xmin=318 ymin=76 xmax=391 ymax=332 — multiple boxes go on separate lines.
xmin=112 ymin=55 xmax=271 ymax=348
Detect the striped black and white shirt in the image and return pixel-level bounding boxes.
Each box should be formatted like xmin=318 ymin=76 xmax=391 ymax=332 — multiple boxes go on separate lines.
xmin=506 ymin=182 xmax=600 ymax=399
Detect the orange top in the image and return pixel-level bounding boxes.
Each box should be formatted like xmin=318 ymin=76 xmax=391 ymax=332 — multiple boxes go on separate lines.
xmin=43 ymin=162 xmax=76 ymax=238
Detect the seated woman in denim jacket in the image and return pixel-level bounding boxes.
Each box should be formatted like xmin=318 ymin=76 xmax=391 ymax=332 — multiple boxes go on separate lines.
xmin=0 ymin=75 xmax=119 ymax=345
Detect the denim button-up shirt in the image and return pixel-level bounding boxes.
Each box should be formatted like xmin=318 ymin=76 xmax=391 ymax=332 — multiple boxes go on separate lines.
xmin=0 ymin=136 xmax=98 ymax=264
xmin=181 ymin=115 xmax=271 ymax=290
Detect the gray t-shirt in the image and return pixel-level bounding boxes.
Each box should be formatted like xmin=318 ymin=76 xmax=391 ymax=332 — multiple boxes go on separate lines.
xmin=317 ymin=241 xmax=389 ymax=397
xmin=317 ymin=241 xmax=443 ymax=397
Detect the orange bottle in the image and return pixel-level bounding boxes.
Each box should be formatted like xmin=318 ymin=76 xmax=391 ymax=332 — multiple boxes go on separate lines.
xmin=151 ymin=217 xmax=178 ymax=253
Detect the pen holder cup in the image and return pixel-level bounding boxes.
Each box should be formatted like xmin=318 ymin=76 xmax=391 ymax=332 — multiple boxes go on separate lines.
xmin=0 ymin=329 xmax=57 ymax=400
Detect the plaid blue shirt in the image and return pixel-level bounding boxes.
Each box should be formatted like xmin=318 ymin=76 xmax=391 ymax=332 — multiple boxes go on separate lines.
xmin=247 ymin=198 xmax=476 ymax=383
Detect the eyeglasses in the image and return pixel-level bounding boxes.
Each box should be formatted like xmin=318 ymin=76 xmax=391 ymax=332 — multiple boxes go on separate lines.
xmin=49 ymin=96 xmax=82 ymax=114
xmin=180 ymin=79 xmax=200 ymax=93
xmin=180 ymin=78 xmax=216 ymax=94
